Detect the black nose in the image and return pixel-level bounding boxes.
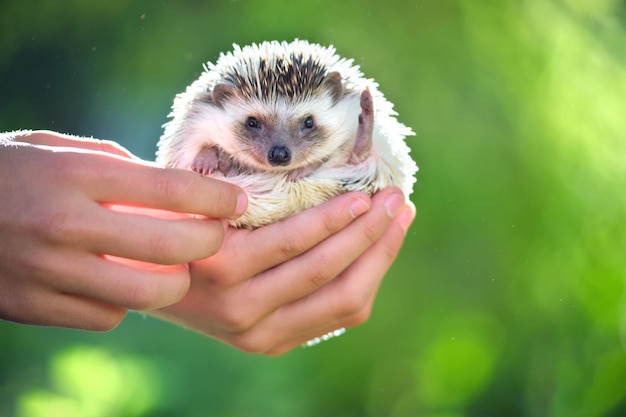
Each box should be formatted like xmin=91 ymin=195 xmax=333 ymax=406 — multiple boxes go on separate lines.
xmin=267 ymin=145 xmax=291 ymax=166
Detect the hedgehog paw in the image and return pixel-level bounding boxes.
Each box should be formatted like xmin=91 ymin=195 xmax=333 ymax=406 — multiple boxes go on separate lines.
xmin=191 ymin=146 xmax=220 ymax=175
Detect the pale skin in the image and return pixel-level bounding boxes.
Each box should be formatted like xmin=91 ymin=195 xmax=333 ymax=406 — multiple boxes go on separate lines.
xmin=0 ymin=130 xmax=415 ymax=355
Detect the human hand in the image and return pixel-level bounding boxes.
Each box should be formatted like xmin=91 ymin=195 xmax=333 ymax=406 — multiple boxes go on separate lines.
xmin=151 ymin=187 xmax=415 ymax=355
xmin=0 ymin=130 xmax=246 ymax=331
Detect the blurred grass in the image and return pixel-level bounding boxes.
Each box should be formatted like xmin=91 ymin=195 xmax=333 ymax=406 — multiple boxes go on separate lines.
xmin=1 ymin=0 xmax=625 ymax=416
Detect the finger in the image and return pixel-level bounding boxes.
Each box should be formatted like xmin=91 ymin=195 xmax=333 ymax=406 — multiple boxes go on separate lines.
xmin=85 ymin=207 xmax=226 ymax=264
xmin=250 ymin=188 xmax=406 ymax=311
xmin=10 ymin=287 xmax=128 ymax=331
xmin=197 ymin=191 xmax=373 ymax=283
xmin=53 ymin=252 xmax=192 ymax=311
xmin=17 ymin=130 xmax=137 ymax=159
xmin=13 ymin=142 xmax=246 ymax=219
xmin=274 ymin=203 xmax=415 ymax=354
xmin=49 ymin=294 xmax=128 ymax=332
xmin=266 ymin=300 xmax=374 ymax=356
xmin=57 ymin=294 xmax=129 ymax=331
xmin=33 ymin=197 xmax=226 ymax=264
xmin=78 ymin=155 xmax=247 ymax=219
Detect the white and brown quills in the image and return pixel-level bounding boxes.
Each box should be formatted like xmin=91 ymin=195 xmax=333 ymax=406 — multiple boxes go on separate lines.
xmin=157 ymin=40 xmax=417 ymax=228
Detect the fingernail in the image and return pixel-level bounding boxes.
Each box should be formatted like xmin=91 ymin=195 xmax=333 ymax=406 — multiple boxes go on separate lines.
xmin=234 ymin=192 xmax=248 ymax=217
xmin=396 ymin=204 xmax=416 ymax=233
xmin=384 ymin=193 xmax=405 ymax=218
xmin=349 ymin=196 xmax=370 ymax=219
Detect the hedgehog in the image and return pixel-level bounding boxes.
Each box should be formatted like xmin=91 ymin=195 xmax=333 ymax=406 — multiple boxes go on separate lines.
xmin=157 ymin=40 xmax=417 ymax=228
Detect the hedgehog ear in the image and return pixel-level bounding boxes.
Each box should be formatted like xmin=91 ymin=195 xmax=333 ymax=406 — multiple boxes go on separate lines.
xmin=211 ymin=83 xmax=238 ymax=108
xmin=323 ymin=71 xmax=344 ymax=104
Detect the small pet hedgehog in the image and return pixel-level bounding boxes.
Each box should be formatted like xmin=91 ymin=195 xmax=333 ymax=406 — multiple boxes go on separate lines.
xmin=157 ymin=40 xmax=417 ymax=228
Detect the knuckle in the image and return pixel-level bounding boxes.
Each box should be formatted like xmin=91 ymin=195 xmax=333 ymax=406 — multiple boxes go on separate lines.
xmin=305 ymin=256 xmax=334 ymax=290
xmin=150 ymin=221 xmax=224 ymax=265
xmin=337 ymin=287 xmax=370 ymax=318
xmin=16 ymin=248 xmax=52 ymax=282
xmin=360 ymin=217 xmax=383 ymax=246
xmin=382 ymin=241 xmax=401 ymax=265
xmin=51 ymin=153 xmax=88 ymax=182
xmin=127 ymin=281 xmax=159 ymax=311
xmin=152 ymin=171 xmax=189 ymax=206
xmin=0 ymin=288 xmax=36 ymax=325
xmin=348 ymin=304 xmax=373 ymax=327
xmin=199 ymin=256 xmax=242 ymax=289
xmin=88 ymin=308 xmax=127 ymax=332
xmin=148 ymin=230 xmax=179 ymax=265
xmin=218 ymin=303 xmax=258 ymax=334
xmin=319 ymin=207 xmax=345 ymax=236
xmin=229 ymin=332 xmax=272 ymax=355
xmin=235 ymin=340 xmax=266 ymax=355
xmin=197 ymin=221 xmax=225 ymax=257
xmin=278 ymin=233 xmax=307 ymax=259
xmin=206 ymin=267 xmax=237 ymax=289
xmin=34 ymin=208 xmax=78 ymax=245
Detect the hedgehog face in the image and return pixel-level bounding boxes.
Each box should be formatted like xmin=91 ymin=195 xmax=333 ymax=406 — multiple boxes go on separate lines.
xmin=234 ymin=111 xmax=326 ymax=169
xmin=205 ymin=64 xmax=361 ymax=174
xmin=218 ymin=92 xmax=351 ymax=173
xmin=163 ymin=40 xmax=372 ymax=176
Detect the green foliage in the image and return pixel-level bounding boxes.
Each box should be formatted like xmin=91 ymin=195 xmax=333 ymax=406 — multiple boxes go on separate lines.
xmin=1 ymin=0 xmax=625 ymax=416
xmin=16 ymin=346 xmax=160 ymax=417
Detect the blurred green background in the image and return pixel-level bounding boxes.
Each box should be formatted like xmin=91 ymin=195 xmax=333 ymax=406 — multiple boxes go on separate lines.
xmin=1 ymin=0 xmax=625 ymax=416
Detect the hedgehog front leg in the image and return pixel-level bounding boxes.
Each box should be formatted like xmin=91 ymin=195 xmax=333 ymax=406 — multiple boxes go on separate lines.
xmin=191 ymin=146 xmax=220 ymax=175
xmin=351 ymin=88 xmax=374 ymax=163
xmin=217 ymin=150 xmax=239 ymax=177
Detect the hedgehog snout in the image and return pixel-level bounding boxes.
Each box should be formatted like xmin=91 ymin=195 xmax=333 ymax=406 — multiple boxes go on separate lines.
xmin=267 ymin=145 xmax=292 ymax=166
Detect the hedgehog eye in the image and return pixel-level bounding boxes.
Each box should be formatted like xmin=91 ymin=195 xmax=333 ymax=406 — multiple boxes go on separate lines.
xmin=246 ymin=117 xmax=260 ymax=129
xmin=302 ymin=116 xmax=315 ymax=129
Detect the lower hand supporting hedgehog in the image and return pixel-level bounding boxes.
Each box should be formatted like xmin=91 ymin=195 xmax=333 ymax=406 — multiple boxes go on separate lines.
xmin=151 ymin=186 xmax=415 ymax=355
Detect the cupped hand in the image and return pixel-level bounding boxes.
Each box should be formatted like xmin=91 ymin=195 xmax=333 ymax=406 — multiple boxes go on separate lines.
xmin=0 ymin=130 xmax=246 ymax=331
xmin=152 ymin=187 xmax=415 ymax=355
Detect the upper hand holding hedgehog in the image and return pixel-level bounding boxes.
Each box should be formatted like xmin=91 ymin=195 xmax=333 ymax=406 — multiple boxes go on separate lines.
xmin=157 ymin=40 xmax=417 ymax=228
